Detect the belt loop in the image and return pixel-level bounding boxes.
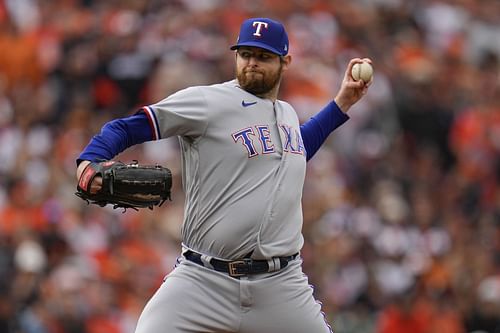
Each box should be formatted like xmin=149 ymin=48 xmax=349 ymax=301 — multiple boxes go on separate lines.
xmin=182 ymin=246 xmax=214 ymax=269
xmin=200 ymin=254 xmax=214 ymax=269
xmin=267 ymin=257 xmax=281 ymax=272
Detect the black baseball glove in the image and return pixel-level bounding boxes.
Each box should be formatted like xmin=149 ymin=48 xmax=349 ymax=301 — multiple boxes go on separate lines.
xmin=76 ymin=160 xmax=172 ymax=211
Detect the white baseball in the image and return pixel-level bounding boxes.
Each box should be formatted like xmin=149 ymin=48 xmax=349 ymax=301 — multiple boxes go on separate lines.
xmin=351 ymin=62 xmax=373 ymax=82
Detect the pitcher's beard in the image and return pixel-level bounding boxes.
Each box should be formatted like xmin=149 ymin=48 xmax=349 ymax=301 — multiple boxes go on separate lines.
xmin=237 ymin=66 xmax=282 ymax=96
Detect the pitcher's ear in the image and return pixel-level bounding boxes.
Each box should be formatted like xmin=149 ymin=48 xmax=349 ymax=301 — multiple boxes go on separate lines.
xmin=281 ymin=55 xmax=292 ymax=71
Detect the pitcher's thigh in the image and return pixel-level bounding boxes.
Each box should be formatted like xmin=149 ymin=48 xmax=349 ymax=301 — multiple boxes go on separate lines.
xmin=134 ymin=264 xmax=240 ymax=333
xmin=241 ymin=292 xmax=332 ymax=333
xmin=241 ymin=265 xmax=332 ymax=333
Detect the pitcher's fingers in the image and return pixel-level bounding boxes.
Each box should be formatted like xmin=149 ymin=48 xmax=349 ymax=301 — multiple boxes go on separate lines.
xmin=91 ymin=176 xmax=103 ymax=194
xmin=345 ymin=58 xmax=363 ymax=80
xmin=345 ymin=80 xmax=365 ymax=89
xmin=361 ymin=57 xmax=373 ymax=65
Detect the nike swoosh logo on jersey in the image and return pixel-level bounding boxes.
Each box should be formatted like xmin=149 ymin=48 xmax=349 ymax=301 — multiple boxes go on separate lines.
xmin=241 ymin=100 xmax=257 ymax=107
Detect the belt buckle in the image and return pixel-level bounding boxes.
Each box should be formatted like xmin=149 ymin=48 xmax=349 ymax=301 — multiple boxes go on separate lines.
xmin=228 ymin=260 xmax=248 ymax=277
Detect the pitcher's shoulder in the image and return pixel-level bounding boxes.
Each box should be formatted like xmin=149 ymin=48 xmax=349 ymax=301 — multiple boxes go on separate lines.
xmin=206 ymin=80 xmax=240 ymax=92
xmin=196 ymin=80 xmax=244 ymax=101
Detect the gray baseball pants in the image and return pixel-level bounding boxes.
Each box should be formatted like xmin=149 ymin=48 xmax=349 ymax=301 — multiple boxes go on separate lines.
xmin=134 ymin=256 xmax=333 ymax=333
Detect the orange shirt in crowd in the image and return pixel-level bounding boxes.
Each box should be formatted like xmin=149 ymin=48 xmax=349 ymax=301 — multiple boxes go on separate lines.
xmin=0 ymin=25 xmax=42 ymax=89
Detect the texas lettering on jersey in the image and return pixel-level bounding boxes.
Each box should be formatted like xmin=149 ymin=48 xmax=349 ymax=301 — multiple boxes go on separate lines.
xmin=232 ymin=124 xmax=305 ymax=158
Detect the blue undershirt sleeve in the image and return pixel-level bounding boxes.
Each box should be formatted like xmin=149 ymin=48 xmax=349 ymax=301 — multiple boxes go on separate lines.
xmin=300 ymin=100 xmax=349 ymax=161
xmin=77 ymin=111 xmax=153 ymax=165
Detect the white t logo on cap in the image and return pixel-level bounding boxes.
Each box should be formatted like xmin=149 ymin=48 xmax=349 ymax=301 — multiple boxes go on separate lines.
xmin=252 ymin=21 xmax=269 ymax=37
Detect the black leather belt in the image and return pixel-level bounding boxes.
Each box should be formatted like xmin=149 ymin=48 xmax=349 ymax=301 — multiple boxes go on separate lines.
xmin=184 ymin=250 xmax=298 ymax=278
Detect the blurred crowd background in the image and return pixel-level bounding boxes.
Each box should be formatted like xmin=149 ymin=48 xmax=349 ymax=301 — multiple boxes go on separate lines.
xmin=0 ymin=0 xmax=499 ymax=332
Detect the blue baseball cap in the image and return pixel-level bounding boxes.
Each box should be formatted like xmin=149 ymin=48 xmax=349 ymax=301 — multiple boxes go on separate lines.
xmin=230 ymin=18 xmax=289 ymax=56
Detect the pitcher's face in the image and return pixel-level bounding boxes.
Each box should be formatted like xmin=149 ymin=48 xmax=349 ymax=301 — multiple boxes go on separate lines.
xmin=235 ymin=47 xmax=288 ymax=96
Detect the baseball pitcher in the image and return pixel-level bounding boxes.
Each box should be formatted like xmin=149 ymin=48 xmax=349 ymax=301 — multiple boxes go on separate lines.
xmin=76 ymin=17 xmax=372 ymax=333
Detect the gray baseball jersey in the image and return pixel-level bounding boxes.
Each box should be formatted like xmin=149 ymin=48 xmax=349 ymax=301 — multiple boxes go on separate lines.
xmin=136 ymin=80 xmax=333 ymax=333
xmin=143 ymin=79 xmax=307 ymax=260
